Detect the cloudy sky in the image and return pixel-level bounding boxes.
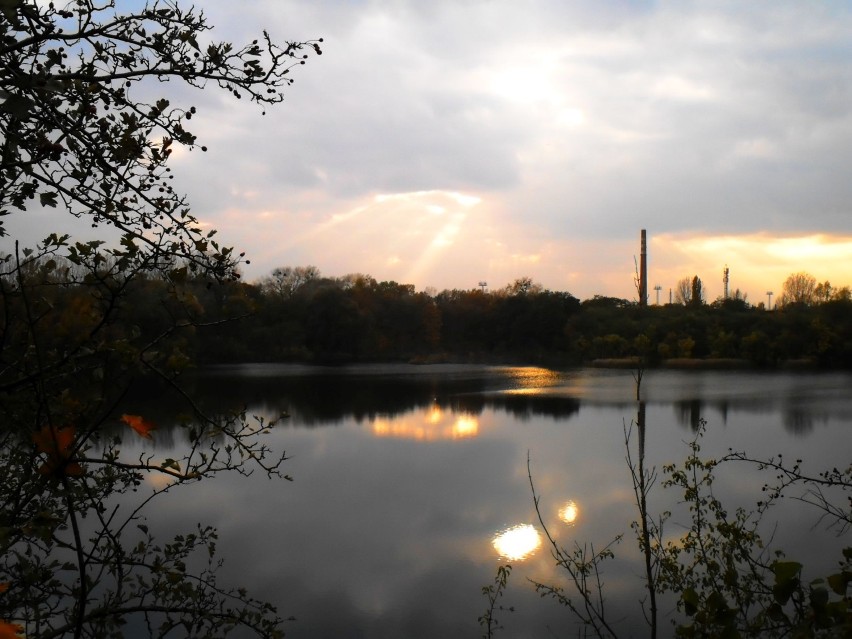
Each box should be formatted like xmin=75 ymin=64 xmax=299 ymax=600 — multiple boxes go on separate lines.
xmin=12 ymin=0 xmax=852 ymax=301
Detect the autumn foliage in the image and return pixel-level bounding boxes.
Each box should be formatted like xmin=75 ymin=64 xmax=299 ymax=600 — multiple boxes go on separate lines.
xmin=32 ymin=426 xmax=84 ymax=479
xmin=0 ymin=620 xmax=24 ymax=639
xmin=121 ymin=414 xmax=157 ymax=440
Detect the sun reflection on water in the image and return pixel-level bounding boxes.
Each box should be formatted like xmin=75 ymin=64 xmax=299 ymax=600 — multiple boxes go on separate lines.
xmin=372 ymin=404 xmax=479 ymax=440
xmin=492 ymin=524 xmax=542 ymax=561
xmin=559 ymin=500 xmax=579 ymax=524
xmin=503 ymin=367 xmax=562 ymax=395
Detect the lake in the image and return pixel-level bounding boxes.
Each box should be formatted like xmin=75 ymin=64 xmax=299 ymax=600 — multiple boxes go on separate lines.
xmin=125 ymin=365 xmax=852 ymax=638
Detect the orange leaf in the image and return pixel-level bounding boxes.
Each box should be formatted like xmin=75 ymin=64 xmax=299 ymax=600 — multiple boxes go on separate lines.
xmin=0 ymin=582 xmax=7 ymax=594
xmin=32 ymin=425 xmax=75 ymax=456
xmin=0 ymin=621 xmax=24 ymax=639
xmin=121 ymin=414 xmax=157 ymax=439
xmin=32 ymin=426 xmax=84 ymax=479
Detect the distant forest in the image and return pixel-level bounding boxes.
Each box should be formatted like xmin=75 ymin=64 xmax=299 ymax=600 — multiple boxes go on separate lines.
xmin=7 ymin=261 xmax=852 ymax=369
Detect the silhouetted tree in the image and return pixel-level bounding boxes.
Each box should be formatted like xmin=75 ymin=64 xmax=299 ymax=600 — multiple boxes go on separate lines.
xmin=779 ymin=272 xmax=817 ymax=307
xmin=260 ymin=265 xmax=321 ymax=299
xmin=501 ymin=276 xmax=543 ymax=296
xmin=0 ymin=1 xmax=321 ymax=636
xmin=674 ymin=277 xmax=693 ymax=305
xmin=689 ymin=276 xmax=704 ymax=308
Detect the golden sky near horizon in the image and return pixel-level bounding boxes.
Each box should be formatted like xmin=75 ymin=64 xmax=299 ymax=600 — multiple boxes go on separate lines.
xmin=213 ymin=188 xmax=851 ymax=302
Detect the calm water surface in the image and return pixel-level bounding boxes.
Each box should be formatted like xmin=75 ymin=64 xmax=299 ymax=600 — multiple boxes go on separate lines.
xmin=128 ymin=365 xmax=852 ymax=638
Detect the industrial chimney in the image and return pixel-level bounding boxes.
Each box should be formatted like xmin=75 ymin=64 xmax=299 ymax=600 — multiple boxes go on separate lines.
xmin=639 ymin=229 xmax=648 ymax=306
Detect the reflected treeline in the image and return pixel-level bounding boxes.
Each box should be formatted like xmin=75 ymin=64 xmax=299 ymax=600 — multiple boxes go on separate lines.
xmin=447 ymin=392 xmax=580 ymax=421
xmin=115 ymin=367 xmax=843 ymax=439
xmin=675 ymin=400 xmax=705 ymax=432
xmin=117 ymin=368 xmax=581 ymax=434
xmin=781 ymin=409 xmax=834 ymax=436
xmin=673 ymin=398 xmax=833 ymax=435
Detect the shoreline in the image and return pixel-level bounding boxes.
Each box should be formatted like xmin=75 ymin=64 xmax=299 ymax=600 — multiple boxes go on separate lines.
xmin=590 ymin=357 xmax=819 ymax=370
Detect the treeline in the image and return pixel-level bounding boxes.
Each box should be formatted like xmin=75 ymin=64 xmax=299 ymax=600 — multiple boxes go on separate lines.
xmin=201 ymin=270 xmax=584 ymax=364
xmin=201 ymin=267 xmax=852 ymax=367
xmin=5 ymin=260 xmax=852 ymax=368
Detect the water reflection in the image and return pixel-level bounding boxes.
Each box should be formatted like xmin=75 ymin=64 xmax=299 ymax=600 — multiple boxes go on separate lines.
xmin=490 ymin=500 xmax=578 ymax=564
xmin=492 ymin=524 xmax=542 ymax=561
xmin=372 ymin=404 xmax=480 ymax=440
xmin=503 ymin=367 xmax=563 ymax=393
xmin=783 ymin=409 xmax=818 ymax=436
xmin=559 ymin=500 xmax=579 ymax=525
xmin=675 ymin=399 xmax=704 ymax=431
xmin=672 ymin=396 xmax=839 ymax=435
xmin=117 ymin=366 xmax=852 ymax=440
xmin=187 ymin=365 xmax=581 ymax=426
xmin=116 ymin=365 xmax=851 ymax=638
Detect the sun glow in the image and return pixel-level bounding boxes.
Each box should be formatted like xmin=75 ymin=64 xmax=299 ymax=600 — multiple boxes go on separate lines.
xmin=145 ymin=472 xmax=176 ymax=489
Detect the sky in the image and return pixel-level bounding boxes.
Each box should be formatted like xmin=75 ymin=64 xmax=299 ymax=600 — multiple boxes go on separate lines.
xmin=9 ymin=0 xmax=852 ymax=302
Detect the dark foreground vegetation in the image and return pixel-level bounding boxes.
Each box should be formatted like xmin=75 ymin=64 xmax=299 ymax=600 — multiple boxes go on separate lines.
xmin=1 ymin=0 xmax=322 ymax=636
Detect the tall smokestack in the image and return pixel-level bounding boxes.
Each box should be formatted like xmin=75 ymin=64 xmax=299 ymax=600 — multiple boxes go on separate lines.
xmin=639 ymin=229 xmax=648 ymax=306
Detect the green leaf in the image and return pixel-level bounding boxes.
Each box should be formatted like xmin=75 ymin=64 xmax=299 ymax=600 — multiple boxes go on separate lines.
xmin=827 ymin=571 xmax=850 ymax=596
xmin=682 ymin=587 xmax=699 ymax=616
xmin=39 ymin=192 xmax=58 ymax=208
xmin=0 ymin=93 xmax=33 ymax=117
xmin=773 ymin=560 xmax=802 ymax=584
xmin=810 ymin=584 xmax=829 ymax=609
xmin=772 ymin=560 xmax=802 ymax=605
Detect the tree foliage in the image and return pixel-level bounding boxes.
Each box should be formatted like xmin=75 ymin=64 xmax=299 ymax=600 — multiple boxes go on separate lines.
xmin=1 ymin=1 xmax=320 ymax=636
xmin=689 ymin=276 xmax=704 ymax=308
xmin=259 ymin=265 xmax=320 ymax=299
xmin=779 ymin=272 xmax=817 ymax=307
xmin=673 ymin=276 xmax=704 ymax=307
xmin=674 ymin=277 xmax=693 ymax=306
xmin=1 ymin=0 xmax=321 ymax=278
